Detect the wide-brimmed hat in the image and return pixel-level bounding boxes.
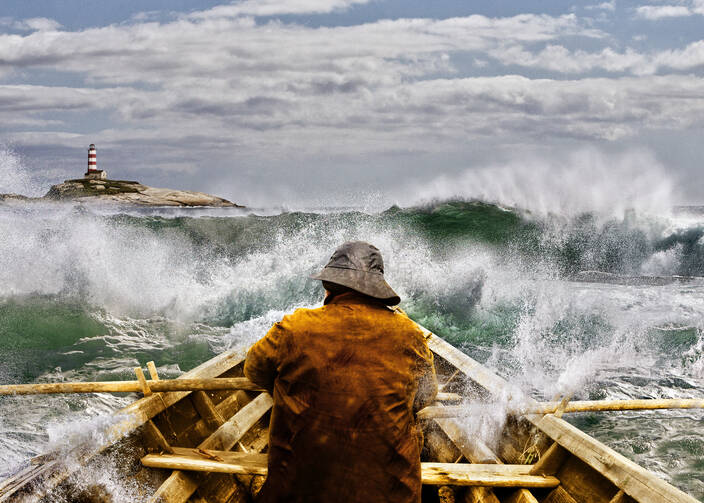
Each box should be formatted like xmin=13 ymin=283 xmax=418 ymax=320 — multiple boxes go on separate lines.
xmin=310 ymin=241 xmax=400 ymax=305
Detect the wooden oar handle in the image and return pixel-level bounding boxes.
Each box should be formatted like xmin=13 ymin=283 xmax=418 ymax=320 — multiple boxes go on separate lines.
xmin=417 ymin=398 xmax=704 ymax=419
xmin=0 ymin=377 xmax=265 ymax=395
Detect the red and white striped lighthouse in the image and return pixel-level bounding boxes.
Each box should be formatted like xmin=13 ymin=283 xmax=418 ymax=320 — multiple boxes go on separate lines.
xmin=87 ymin=144 xmax=97 ymax=172
xmin=84 ymin=143 xmax=107 ymax=179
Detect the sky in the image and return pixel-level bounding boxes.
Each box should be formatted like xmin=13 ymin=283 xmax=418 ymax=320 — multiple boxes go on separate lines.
xmin=0 ymin=0 xmax=703 ymax=209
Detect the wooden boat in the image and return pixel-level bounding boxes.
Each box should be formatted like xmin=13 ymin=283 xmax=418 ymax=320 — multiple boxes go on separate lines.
xmin=0 ymin=322 xmax=699 ymax=503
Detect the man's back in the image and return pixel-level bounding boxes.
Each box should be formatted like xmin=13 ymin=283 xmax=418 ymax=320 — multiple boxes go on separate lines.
xmin=245 ymin=292 xmax=437 ymax=503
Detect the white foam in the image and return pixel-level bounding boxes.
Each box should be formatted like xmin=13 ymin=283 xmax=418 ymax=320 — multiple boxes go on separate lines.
xmin=394 ymin=147 xmax=676 ymax=219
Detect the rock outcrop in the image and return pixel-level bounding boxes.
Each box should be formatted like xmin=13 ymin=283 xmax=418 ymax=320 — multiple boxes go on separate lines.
xmin=41 ymin=178 xmax=242 ymax=207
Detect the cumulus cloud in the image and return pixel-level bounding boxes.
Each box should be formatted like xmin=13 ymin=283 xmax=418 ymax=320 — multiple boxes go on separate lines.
xmin=585 ymin=1 xmax=616 ymax=11
xmin=0 ymin=17 xmax=62 ymax=32
xmin=0 ymin=3 xmax=703 ymax=204
xmin=491 ymin=40 xmax=704 ymax=75
xmin=635 ymin=5 xmax=692 ymax=19
xmin=188 ymin=0 xmax=372 ymax=18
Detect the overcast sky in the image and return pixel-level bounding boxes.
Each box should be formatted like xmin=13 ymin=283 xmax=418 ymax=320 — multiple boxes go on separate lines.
xmin=1 ymin=0 xmax=703 ymax=209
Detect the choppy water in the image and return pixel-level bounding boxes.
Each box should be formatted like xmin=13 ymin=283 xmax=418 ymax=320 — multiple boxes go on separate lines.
xmin=0 ymin=196 xmax=703 ymax=498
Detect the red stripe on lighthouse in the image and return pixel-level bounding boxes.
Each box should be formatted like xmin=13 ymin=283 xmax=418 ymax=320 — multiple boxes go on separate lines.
xmin=88 ymin=145 xmax=97 ymax=171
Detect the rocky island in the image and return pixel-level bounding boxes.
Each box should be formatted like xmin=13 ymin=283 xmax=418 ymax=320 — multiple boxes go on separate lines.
xmin=43 ymin=178 xmax=241 ymax=207
xmin=1 ymin=144 xmax=243 ymax=207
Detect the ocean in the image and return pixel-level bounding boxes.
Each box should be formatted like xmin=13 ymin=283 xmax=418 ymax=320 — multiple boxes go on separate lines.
xmin=0 ymin=199 xmax=703 ymax=498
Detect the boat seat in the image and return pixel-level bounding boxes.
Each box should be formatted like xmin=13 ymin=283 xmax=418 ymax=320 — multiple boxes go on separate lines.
xmin=141 ymin=448 xmax=560 ymax=489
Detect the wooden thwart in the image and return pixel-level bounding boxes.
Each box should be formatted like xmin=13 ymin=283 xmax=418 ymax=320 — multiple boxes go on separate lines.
xmin=417 ymin=398 xmax=704 ymax=419
xmin=423 ymin=329 xmax=700 ymax=503
xmin=148 ymin=392 xmax=274 ymax=503
xmin=141 ymin=450 xmax=560 ymax=488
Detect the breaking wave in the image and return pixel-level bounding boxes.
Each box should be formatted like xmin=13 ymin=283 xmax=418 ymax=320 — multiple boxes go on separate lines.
xmin=0 ymin=193 xmax=703 ymax=496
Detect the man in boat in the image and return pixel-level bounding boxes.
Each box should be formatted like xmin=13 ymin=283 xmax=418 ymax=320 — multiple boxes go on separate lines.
xmin=244 ymin=241 xmax=438 ymax=502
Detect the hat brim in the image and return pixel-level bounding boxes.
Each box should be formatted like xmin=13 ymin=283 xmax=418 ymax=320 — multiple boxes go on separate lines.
xmin=310 ymin=266 xmax=400 ymax=305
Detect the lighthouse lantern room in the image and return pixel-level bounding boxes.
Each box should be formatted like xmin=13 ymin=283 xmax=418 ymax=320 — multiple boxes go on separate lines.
xmin=84 ymin=144 xmax=107 ymax=180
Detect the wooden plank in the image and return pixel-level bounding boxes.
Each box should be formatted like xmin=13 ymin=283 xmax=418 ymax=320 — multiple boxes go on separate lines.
xmin=430 ymin=398 xmax=524 ymax=503
xmin=543 ymin=486 xmax=578 ymax=503
xmin=193 ymin=473 xmax=249 ymax=503
xmin=143 ymin=419 xmax=174 ymax=454
xmin=437 ymin=392 xmax=463 ymax=401
xmin=426 ymin=427 xmax=462 ymax=463
xmin=135 ymin=366 xmax=153 ymax=396
xmin=148 ymin=392 xmax=273 ymax=503
xmin=505 ymin=489 xmax=540 ymax=503
xmin=462 ymin=487 xmax=500 ymax=503
xmin=530 ymin=414 xmax=700 ymax=503
xmin=530 ymin=442 xmax=568 ymax=476
xmin=425 ymin=333 xmax=515 ymax=395
xmin=439 ymin=485 xmax=457 ymax=503
xmin=190 ymin=414 xmax=271 ymax=503
xmin=143 ymin=452 xmax=559 ymax=489
xmin=111 ymin=349 xmax=248 ymax=440
xmin=555 ymin=455 xmax=617 ymax=503
xmin=0 ymin=350 xmax=249 ymax=502
xmin=421 ymin=464 xmax=559 ymax=487
xmin=143 ymin=449 xmax=268 ymax=475
xmin=435 ymin=417 xmax=502 ymax=464
xmin=177 ymin=391 xmax=250 ymax=447
xmin=422 ymin=328 xmax=699 ymax=503
xmin=609 ymin=490 xmax=636 ymax=503
xmin=191 ymin=391 xmax=225 ymax=432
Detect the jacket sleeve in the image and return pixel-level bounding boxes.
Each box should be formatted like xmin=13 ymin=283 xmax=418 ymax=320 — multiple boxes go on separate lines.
xmin=413 ymin=337 xmax=438 ymax=413
xmin=244 ymin=319 xmax=288 ymax=394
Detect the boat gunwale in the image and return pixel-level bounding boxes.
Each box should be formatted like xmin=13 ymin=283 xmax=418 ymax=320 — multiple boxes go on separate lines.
xmin=0 ymin=347 xmax=249 ymax=502
xmin=423 ymin=327 xmax=700 ymax=503
xmin=1 ymin=325 xmax=701 ymax=503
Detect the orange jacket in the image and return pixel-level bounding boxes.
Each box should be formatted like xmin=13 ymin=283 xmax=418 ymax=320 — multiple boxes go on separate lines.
xmin=244 ymin=292 xmax=437 ymax=503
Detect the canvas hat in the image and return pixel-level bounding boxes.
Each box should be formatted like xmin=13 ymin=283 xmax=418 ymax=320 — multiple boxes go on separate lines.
xmin=311 ymin=241 xmax=401 ymax=305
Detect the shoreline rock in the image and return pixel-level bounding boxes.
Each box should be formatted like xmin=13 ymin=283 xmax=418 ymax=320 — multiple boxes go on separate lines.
xmin=3 ymin=178 xmax=243 ymax=208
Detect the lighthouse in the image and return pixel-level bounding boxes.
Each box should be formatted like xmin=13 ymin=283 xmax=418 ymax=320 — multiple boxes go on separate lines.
xmin=84 ymin=144 xmax=107 ymax=180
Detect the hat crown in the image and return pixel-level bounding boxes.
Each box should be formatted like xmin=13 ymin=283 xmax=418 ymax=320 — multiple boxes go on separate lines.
xmin=326 ymin=241 xmax=384 ymax=275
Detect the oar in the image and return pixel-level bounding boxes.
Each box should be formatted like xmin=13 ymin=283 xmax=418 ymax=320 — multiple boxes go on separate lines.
xmin=0 ymin=377 xmax=266 ymax=395
xmin=417 ymin=398 xmax=704 ymax=420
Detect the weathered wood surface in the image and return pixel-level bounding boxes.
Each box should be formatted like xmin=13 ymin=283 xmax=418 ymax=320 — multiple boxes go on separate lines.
xmin=148 ymin=392 xmax=273 ymax=503
xmin=433 ymin=408 xmax=501 ymax=464
xmin=0 ymin=377 xmax=264 ymax=396
xmin=191 ymin=391 xmax=226 ymax=431
xmin=143 ymin=448 xmax=268 ymax=475
xmin=543 ymin=486 xmax=579 ymax=503
xmin=142 ymin=451 xmax=560 ymax=488
xmin=463 ymin=487 xmax=500 ymax=503
xmin=422 ymin=329 xmax=700 ymax=503
xmin=504 ymin=488 xmax=540 ymax=503
xmin=529 ymin=413 xmax=700 ymax=503
xmin=0 ymin=349 xmax=248 ymax=502
xmin=423 ymin=461 xmax=562 ymax=488
xmin=529 ymin=442 xmax=568 ymax=476
xmin=418 ymin=398 xmax=704 ymax=419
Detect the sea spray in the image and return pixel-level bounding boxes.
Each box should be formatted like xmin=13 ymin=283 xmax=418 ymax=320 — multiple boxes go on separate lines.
xmin=0 ymin=200 xmax=703 ymax=497
xmin=395 ymin=148 xmax=675 ymax=218
xmin=0 ymin=147 xmax=41 ymax=197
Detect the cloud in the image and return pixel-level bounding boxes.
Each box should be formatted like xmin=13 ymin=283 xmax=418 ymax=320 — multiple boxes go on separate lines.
xmin=0 ymin=12 xmax=699 ymax=149
xmin=585 ymin=1 xmax=616 ymax=11
xmin=490 ymin=40 xmax=704 ymax=75
xmin=635 ymin=5 xmax=693 ymax=19
xmin=0 ymin=4 xmax=702 ymax=204
xmin=0 ymin=17 xmax=63 ymax=32
xmin=187 ymin=0 xmax=373 ymax=18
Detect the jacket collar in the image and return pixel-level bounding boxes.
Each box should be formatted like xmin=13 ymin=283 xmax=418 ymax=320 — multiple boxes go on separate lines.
xmin=324 ymin=290 xmax=384 ymax=306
